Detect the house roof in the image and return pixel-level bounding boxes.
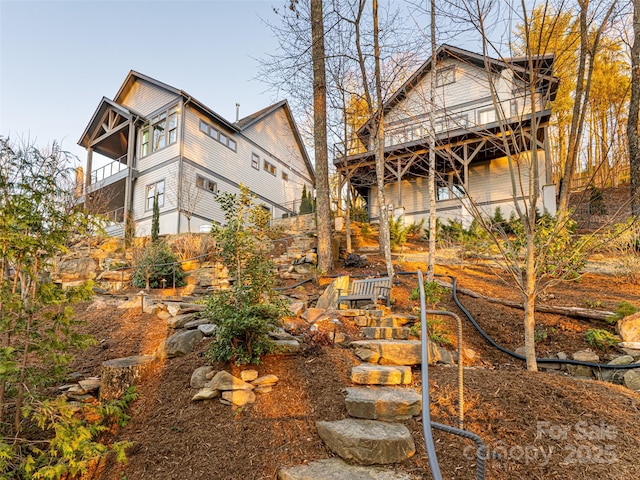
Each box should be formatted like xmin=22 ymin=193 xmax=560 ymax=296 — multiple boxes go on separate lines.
xmin=78 ymin=97 xmax=141 ymax=148
xmin=235 ymin=100 xmax=315 ymax=183
xmin=365 ymin=44 xmax=559 ymax=136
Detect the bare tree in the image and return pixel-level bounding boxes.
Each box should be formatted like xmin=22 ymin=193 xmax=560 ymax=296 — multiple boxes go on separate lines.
xmin=629 ymin=0 xmax=640 ymax=216
xmin=311 ymin=0 xmax=334 ymax=272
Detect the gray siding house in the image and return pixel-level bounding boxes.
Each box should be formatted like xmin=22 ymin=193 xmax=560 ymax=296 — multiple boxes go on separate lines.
xmin=334 ymin=45 xmax=559 ymax=226
xmin=78 ymin=71 xmax=315 ymax=236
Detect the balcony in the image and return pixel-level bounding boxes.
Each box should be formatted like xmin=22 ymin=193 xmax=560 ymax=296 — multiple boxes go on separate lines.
xmin=334 ymin=92 xmax=545 ymax=159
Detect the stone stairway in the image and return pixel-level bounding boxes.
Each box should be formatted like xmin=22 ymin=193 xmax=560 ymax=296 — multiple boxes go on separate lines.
xmin=277 ymin=311 xmax=428 ymax=479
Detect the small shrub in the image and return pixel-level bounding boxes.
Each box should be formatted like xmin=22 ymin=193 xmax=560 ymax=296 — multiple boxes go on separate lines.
xmin=389 ymin=216 xmax=409 ymax=250
xmin=534 ymin=326 xmax=548 ymax=343
xmin=606 ymin=301 xmax=639 ymax=324
xmin=132 ymin=241 xmax=186 ymax=289
xmin=410 ymin=318 xmax=453 ymax=346
xmin=360 ymin=222 xmax=373 ymax=240
xmin=406 ymin=218 xmax=425 ymax=237
xmin=410 ymin=280 xmax=447 ymax=305
xmin=585 ymin=329 xmax=620 ymax=351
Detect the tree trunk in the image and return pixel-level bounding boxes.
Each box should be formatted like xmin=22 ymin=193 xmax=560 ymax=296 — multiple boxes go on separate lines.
xmin=629 ymin=0 xmax=640 ymax=216
xmin=100 ymin=355 xmax=158 ymax=401
xmin=373 ymin=0 xmax=394 ymax=279
xmin=427 ymin=0 xmax=437 ymax=282
xmin=311 ymin=0 xmax=333 ymax=273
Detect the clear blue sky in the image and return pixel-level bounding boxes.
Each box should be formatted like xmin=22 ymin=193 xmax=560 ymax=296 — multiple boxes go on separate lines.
xmin=1 ymin=0 xmax=285 ymax=166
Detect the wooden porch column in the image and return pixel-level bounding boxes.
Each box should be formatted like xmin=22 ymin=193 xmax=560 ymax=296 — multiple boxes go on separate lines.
xmin=124 ymin=121 xmax=135 ymax=217
xmin=85 ymin=147 xmax=93 ymax=194
xmin=397 ymin=158 xmax=402 ymax=210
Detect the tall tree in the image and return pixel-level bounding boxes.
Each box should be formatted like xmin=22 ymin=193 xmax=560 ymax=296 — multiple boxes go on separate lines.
xmin=427 ymin=0 xmax=437 ymax=282
xmin=629 ymin=0 xmax=640 ymax=216
xmin=311 ymin=0 xmax=334 ymax=272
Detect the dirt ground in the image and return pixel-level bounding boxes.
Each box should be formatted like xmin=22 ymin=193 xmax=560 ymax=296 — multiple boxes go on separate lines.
xmin=70 ymin=250 xmax=640 ymax=480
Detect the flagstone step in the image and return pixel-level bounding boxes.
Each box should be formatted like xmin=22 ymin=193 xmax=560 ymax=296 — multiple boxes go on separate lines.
xmin=351 ymin=339 xmax=454 ymax=366
xmin=278 ymin=458 xmax=417 ymax=480
xmin=350 ymin=364 xmax=412 ymax=385
xmin=345 ymin=386 xmax=422 ymax=421
xmin=355 ymin=314 xmax=416 ymax=328
xmin=316 ymin=419 xmax=415 ymax=465
xmin=362 ymin=326 xmax=410 ymax=340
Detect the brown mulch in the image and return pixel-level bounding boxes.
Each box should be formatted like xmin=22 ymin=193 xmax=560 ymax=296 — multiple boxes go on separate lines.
xmin=69 ymin=255 xmax=640 ymax=480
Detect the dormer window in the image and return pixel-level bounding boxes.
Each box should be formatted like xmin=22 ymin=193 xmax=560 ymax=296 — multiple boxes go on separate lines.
xmin=435 ymin=67 xmax=455 ymax=87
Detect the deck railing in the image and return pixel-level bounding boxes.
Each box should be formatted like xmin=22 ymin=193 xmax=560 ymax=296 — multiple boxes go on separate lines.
xmin=90 ymin=154 xmax=128 ymax=184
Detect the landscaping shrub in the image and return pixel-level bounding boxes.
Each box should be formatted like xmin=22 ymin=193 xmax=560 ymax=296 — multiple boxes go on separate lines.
xmin=389 ymin=216 xmax=409 ymax=249
xmin=606 ymin=301 xmax=639 ymax=324
xmin=132 ymin=241 xmax=186 ymax=289
xmin=204 ymin=185 xmax=288 ymax=365
xmin=585 ymin=329 xmax=620 ymax=351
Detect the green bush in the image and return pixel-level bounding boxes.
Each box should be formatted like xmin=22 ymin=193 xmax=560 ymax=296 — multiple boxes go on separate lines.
xmin=406 ymin=218 xmax=425 ymax=237
xmin=410 ymin=318 xmax=452 ymax=346
xmin=389 ymin=216 xmax=409 ymax=249
xmin=585 ymin=329 xmax=620 ymax=351
xmin=132 ymin=241 xmax=186 ymax=289
xmin=410 ymin=280 xmax=447 ymax=305
xmin=203 ymin=185 xmax=288 ymax=365
xmin=606 ymin=301 xmax=639 ymax=324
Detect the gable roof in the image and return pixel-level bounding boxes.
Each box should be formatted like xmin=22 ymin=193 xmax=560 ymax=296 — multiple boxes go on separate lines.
xmin=381 ymin=44 xmax=558 ymax=119
xmin=78 ymin=97 xmax=141 ymax=148
xmin=235 ymin=100 xmax=315 ymax=183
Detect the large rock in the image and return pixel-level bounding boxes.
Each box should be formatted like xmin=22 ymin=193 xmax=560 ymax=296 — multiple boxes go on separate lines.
xmin=599 ymin=356 xmax=634 ymax=383
xmin=618 ymin=312 xmax=640 ymax=343
xmin=345 ymin=387 xmax=422 ymax=421
xmin=190 ymin=366 xmax=216 ymax=388
xmin=221 ymin=389 xmax=256 ymax=406
xmin=316 ymin=419 xmax=415 ymax=465
xmin=167 ymin=313 xmax=198 ymax=329
xmin=278 ymin=458 xmax=417 ymax=480
xmin=156 ymin=330 xmax=203 ymax=359
xmin=274 ymin=339 xmax=300 ymax=354
xmin=316 ymin=276 xmax=350 ymax=310
xmin=351 ymin=340 xmax=450 ymax=366
xmin=183 ymin=318 xmax=211 ymax=329
xmin=623 ymin=369 xmax=640 ymax=391
xmin=192 ymin=388 xmax=220 ymax=401
xmin=54 ymin=257 xmax=97 ymax=284
xmin=351 ymin=364 xmax=412 ymax=385
xmin=567 ymin=349 xmax=599 ymax=378
xmin=207 ymin=371 xmax=254 ymax=391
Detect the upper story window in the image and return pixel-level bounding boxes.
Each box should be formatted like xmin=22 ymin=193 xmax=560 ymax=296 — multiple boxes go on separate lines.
xmin=199 ymin=119 xmax=237 ymax=152
xmin=477 ymin=107 xmax=496 ymax=125
xmin=282 ymin=171 xmax=289 ymax=181
xmin=146 ymin=180 xmax=165 ymax=210
xmin=435 ymin=67 xmax=455 ymax=87
xmin=196 ymin=174 xmax=217 ymax=193
xmin=141 ymin=106 xmax=178 ymax=157
xmin=251 ymin=153 xmax=260 ymax=170
xmin=263 ymin=160 xmax=276 ymax=176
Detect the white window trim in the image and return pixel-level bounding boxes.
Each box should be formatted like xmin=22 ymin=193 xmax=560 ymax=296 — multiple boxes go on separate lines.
xmin=146 ymin=179 xmax=165 ymax=211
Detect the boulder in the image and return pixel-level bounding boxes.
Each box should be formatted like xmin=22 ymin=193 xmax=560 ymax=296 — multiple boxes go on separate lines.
xmin=273 ymin=339 xmax=300 ymax=355
xmin=54 ymin=257 xmax=97 ymax=284
xmin=351 ymin=364 xmax=412 ymax=385
xmin=207 ymin=371 xmax=254 ymax=391
xmin=316 ymin=419 xmax=415 ymax=465
xmin=198 ymin=324 xmax=217 ymax=336
xmin=191 ymin=366 xmax=216 ymax=389
xmin=183 ymin=318 xmax=211 ymax=329
xmin=156 ymin=330 xmax=203 ymax=359
xmin=623 ymin=369 xmax=640 ymax=391
xmin=345 ymin=387 xmax=422 ymax=421
xmin=316 ymin=276 xmax=349 ymax=310
xmin=166 ymin=303 xmax=182 ymax=317
xmin=221 ymin=389 xmax=256 ymax=406
xmin=240 ymin=369 xmax=259 ymax=382
xmin=618 ymin=312 xmax=640 ymax=343
xmin=167 ymin=313 xmax=197 ymax=329
xmin=251 ymin=374 xmax=279 ymax=387
xmin=600 ymin=356 xmax=634 ymax=383
xmin=96 ymin=270 xmax=132 ymax=282
xmin=192 ymin=388 xmax=220 ymax=401
xmin=351 ymin=340 xmax=451 ymax=366
xmin=289 ymin=302 xmax=306 ymax=317
xmin=278 ymin=458 xmax=417 ymax=480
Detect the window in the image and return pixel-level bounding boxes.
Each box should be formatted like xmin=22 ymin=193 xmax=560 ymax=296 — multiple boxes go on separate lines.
xmin=436 ymin=67 xmax=455 ymax=87
xmin=282 ymin=171 xmax=289 ymax=181
xmin=146 ymin=180 xmax=165 ymax=210
xmin=436 ymin=171 xmax=465 ymax=201
xmin=198 ymin=119 xmax=236 ymax=151
xmin=141 ymin=127 xmax=149 ymax=157
xmin=196 ymin=174 xmax=217 ymax=193
xmin=478 ymin=108 xmax=496 ymax=125
xmin=141 ymin=105 xmax=178 ymax=157
xmin=263 ymin=160 xmax=276 ymax=176
xmin=251 ymin=153 xmax=260 ymax=170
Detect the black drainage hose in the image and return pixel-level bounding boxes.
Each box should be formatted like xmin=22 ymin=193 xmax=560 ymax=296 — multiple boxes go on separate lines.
xmin=446 ymin=274 xmax=640 ymax=371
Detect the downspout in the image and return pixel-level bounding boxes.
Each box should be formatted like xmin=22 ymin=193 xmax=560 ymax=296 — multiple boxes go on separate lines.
xmin=177 ymin=96 xmax=192 ymax=234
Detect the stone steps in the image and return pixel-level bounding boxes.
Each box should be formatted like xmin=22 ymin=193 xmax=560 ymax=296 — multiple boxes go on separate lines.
xmin=362 ymin=326 xmax=410 ymax=340
xmin=278 ymin=458 xmax=416 ymax=479
xmin=351 ymin=364 xmax=412 ymax=385
xmin=345 ymin=386 xmax=421 ymax=421
xmin=316 ymin=419 xmax=416 ymax=465
xmin=355 ymin=314 xmax=416 ymax=328
xmin=351 ymin=339 xmax=455 ymax=366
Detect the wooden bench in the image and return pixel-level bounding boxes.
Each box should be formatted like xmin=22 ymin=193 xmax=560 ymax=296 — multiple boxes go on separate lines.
xmin=337 ymin=277 xmax=392 ymax=308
